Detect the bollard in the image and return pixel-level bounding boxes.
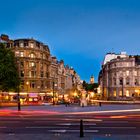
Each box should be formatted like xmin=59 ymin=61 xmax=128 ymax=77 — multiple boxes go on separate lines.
xmin=80 ymin=119 xmax=84 ymax=137
xmin=99 ymin=102 xmax=101 ymax=107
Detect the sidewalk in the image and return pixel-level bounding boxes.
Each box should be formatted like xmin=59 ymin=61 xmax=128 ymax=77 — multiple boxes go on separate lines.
xmin=0 ymin=104 xmax=140 ymax=114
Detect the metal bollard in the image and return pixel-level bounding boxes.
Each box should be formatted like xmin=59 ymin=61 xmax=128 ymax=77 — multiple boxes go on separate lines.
xmin=80 ymin=119 xmax=84 ymax=137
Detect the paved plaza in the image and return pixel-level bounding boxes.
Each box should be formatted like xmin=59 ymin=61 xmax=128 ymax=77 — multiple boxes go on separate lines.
xmin=1 ymin=104 xmax=140 ymax=114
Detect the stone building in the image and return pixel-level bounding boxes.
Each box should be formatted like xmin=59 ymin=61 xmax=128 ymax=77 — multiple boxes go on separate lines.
xmin=0 ymin=34 xmax=81 ymax=102
xmin=99 ymin=52 xmax=140 ymax=100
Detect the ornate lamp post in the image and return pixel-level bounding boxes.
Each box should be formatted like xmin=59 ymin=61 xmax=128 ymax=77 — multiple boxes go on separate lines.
xmin=17 ymin=84 xmax=21 ymax=111
xmin=52 ymin=81 xmax=55 ymax=105
xmin=26 ymin=81 xmax=29 ymax=102
xmin=52 ymin=78 xmax=57 ymax=105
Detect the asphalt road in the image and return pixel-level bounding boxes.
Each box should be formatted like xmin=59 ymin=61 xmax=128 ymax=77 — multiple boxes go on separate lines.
xmin=0 ymin=112 xmax=140 ymax=136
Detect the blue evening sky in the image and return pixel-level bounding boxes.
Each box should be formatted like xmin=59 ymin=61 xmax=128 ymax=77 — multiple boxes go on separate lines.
xmin=1 ymin=0 xmax=140 ymax=82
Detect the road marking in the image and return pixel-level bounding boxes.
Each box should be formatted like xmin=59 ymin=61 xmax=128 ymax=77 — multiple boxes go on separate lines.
xmin=48 ymin=130 xmax=67 ymax=133
xmin=49 ymin=129 xmax=99 ymax=133
xmin=25 ymin=126 xmax=69 ymax=129
xmin=0 ymin=121 xmax=20 ymax=123
xmin=103 ymin=121 xmax=128 ymax=123
xmin=84 ymin=119 xmax=103 ymax=122
xmin=64 ymin=109 xmax=140 ymax=115
xmin=85 ymin=130 xmax=99 ymax=133
xmin=8 ymin=133 xmax=15 ymax=135
xmin=67 ymin=130 xmax=99 ymax=133
xmin=57 ymin=123 xmax=72 ymax=126
xmin=57 ymin=123 xmax=96 ymax=126
xmin=0 ymin=127 xmax=7 ymax=128
xmin=90 ymin=126 xmax=136 ymax=129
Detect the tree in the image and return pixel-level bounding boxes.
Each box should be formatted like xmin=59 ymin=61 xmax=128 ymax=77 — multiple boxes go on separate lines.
xmin=82 ymin=80 xmax=98 ymax=93
xmin=0 ymin=43 xmax=20 ymax=92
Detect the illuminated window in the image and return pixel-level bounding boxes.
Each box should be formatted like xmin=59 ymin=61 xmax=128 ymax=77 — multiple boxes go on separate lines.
xmin=15 ymin=51 xmax=19 ymax=56
xmin=29 ymin=71 xmax=36 ymax=77
xmin=30 ymin=43 xmax=34 ymax=48
xmin=126 ymin=71 xmax=129 ymax=76
xmin=20 ymin=71 xmax=24 ymax=77
xmin=20 ymin=51 xmax=24 ymax=57
xmin=126 ymin=90 xmax=130 ymax=97
xmin=29 ymin=62 xmax=36 ymax=68
xmin=119 ymin=91 xmax=122 ymax=97
xmin=134 ymin=71 xmax=137 ymax=76
xmin=113 ymin=91 xmax=116 ymax=97
xmin=126 ymin=62 xmax=129 ymax=67
xmin=29 ymin=53 xmax=35 ymax=58
xmin=20 ymin=42 xmax=24 ymax=47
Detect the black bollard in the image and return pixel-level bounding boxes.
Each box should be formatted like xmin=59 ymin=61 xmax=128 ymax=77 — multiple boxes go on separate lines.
xmin=80 ymin=119 xmax=84 ymax=137
xmin=99 ymin=102 xmax=101 ymax=107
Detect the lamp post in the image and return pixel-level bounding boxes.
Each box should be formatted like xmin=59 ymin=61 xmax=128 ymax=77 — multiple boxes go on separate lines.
xmin=52 ymin=81 xmax=55 ymax=105
xmin=26 ymin=81 xmax=29 ymax=102
xmin=17 ymin=84 xmax=21 ymax=111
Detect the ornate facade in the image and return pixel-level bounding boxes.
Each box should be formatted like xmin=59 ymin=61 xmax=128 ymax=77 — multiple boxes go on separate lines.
xmin=0 ymin=34 xmax=81 ymax=103
xmin=99 ymin=52 xmax=140 ymax=100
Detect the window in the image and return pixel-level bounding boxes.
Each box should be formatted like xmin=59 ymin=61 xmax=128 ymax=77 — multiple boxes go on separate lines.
xmin=119 ymin=78 xmax=123 ymax=85
xmin=126 ymin=71 xmax=129 ymax=76
xmin=40 ymin=53 xmax=43 ymax=59
xmin=29 ymin=71 xmax=36 ymax=77
xmin=40 ymin=63 xmax=43 ymax=69
xmin=20 ymin=80 xmax=24 ymax=89
xmin=24 ymin=42 xmax=28 ymax=47
xmin=43 ymin=54 xmax=46 ymax=59
xmin=29 ymin=62 xmax=36 ymax=68
xmin=20 ymin=62 xmax=24 ymax=68
xmin=126 ymin=77 xmax=130 ymax=85
xmin=113 ymin=78 xmax=116 ymax=85
xmin=30 ymin=81 xmax=36 ymax=88
xmin=119 ymin=91 xmax=122 ymax=97
xmin=29 ymin=53 xmax=35 ymax=58
xmin=20 ymin=42 xmax=24 ymax=47
xmin=135 ymin=79 xmax=138 ymax=85
xmin=20 ymin=51 xmax=24 ymax=57
xmin=20 ymin=71 xmax=24 ymax=77
xmin=134 ymin=71 xmax=137 ymax=76
xmin=15 ymin=51 xmax=19 ymax=56
xmin=40 ymin=71 xmax=44 ymax=77
xmin=126 ymin=62 xmax=129 ymax=67
xmin=46 ymin=72 xmax=49 ymax=78
xmin=30 ymin=43 xmax=34 ymax=48
xmin=126 ymin=90 xmax=130 ymax=97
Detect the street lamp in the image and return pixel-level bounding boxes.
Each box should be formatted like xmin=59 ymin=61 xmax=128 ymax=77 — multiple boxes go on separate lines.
xmin=26 ymin=81 xmax=29 ymax=102
xmin=52 ymin=79 xmax=57 ymax=105
xmin=17 ymin=84 xmax=21 ymax=111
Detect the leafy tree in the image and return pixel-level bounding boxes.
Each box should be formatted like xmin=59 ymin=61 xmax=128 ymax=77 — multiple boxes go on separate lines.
xmin=82 ymin=80 xmax=98 ymax=93
xmin=0 ymin=43 xmax=20 ymax=92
